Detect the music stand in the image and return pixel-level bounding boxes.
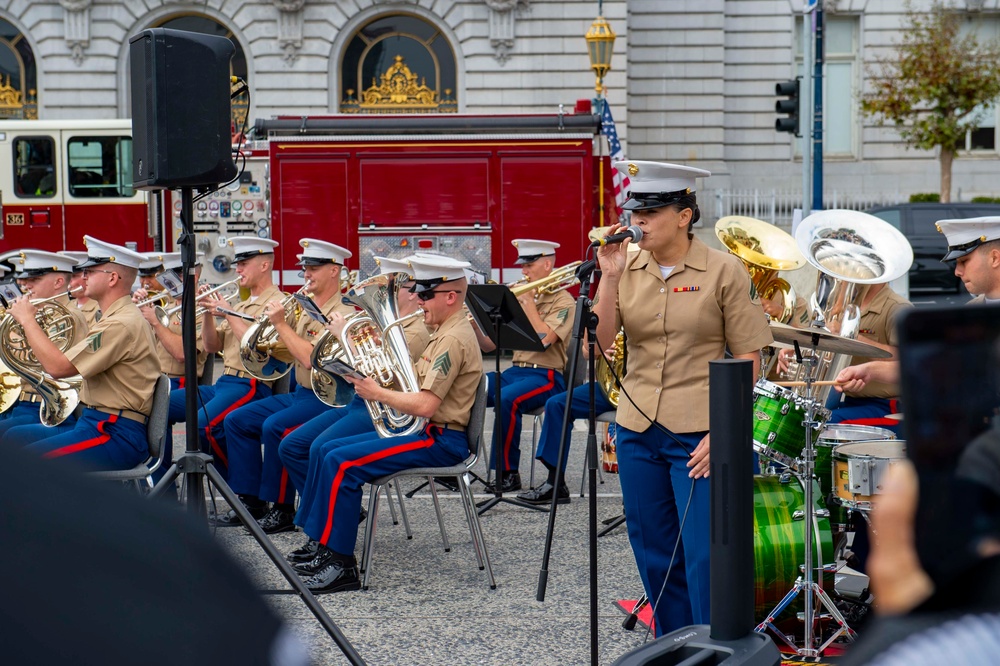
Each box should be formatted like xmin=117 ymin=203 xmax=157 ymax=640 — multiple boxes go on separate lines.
xmin=466 ymin=283 xmax=548 ymax=515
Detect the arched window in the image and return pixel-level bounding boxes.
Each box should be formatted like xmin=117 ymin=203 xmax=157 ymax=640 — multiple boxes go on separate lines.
xmin=151 ymin=15 xmax=249 ymax=137
xmin=340 ymin=14 xmax=457 ymax=114
xmin=0 ymin=19 xmax=36 ymax=119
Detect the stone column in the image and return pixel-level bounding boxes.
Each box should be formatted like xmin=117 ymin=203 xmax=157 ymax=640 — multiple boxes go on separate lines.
xmin=59 ymin=0 xmax=92 ymax=65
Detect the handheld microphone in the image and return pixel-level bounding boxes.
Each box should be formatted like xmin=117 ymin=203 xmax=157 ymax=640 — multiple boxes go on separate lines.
xmin=590 ymin=225 xmax=643 ymax=247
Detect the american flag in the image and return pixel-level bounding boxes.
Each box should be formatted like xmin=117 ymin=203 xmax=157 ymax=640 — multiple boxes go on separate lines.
xmin=600 ymin=99 xmax=629 ymax=217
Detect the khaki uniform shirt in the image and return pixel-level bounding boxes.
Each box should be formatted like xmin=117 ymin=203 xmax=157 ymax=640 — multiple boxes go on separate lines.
xmin=21 ymin=294 xmax=89 ymax=397
xmin=417 ymin=310 xmax=483 ymax=429
xmin=156 ymin=296 xmax=208 ymax=379
xmin=402 ymin=313 xmax=431 ymax=364
xmin=511 ymin=289 xmax=575 ymax=371
xmin=614 ymin=237 xmax=773 ymax=433
xmin=68 ymin=295 xmax=159 ymax=415
xmin=280 ymin=296 xmax=356 ymax=390
xmin=215 ymin=284 xmax=285 ymax=373
xmin=969 ymin=294 xmax=987 ymax=305
xmin=846 ymin=286 xmax=911 ymax=400
xmin=73 ymin=298 xmax=101 ymax=330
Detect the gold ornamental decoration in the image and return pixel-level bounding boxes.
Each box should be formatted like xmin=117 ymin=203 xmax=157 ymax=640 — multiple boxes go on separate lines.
xmin=0 ymin=74 xmax=35 ymax=119
xmin=342 ymin=55 xmax=457 ymax=114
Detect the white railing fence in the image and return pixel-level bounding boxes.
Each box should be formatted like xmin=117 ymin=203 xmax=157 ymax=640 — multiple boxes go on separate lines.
xmin=705 ymin=189 xmax=905 ymax=228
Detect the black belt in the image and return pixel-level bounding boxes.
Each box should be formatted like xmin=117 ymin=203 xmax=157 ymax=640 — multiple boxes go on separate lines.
xmin=86 ymin=405 xmax=148 ymax=425
xmin=431 ymin=422 xmax=466 ymax=433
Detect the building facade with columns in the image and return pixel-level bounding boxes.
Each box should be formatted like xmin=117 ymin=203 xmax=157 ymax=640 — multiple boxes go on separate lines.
xmin=3 ymin=0 xmax=1000 ymax=223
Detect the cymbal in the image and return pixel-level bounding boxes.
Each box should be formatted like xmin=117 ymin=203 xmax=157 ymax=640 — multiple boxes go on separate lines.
xmin=768 ymin=322 xmax=893 ymax=359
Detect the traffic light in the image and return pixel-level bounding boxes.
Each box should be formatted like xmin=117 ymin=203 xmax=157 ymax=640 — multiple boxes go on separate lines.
xmin=775 ymin=79 xmax=800 ymax=135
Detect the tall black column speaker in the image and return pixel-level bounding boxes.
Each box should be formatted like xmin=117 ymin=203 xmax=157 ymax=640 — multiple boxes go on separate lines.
xmin=129 ymin=28 xmax=238 ymax=190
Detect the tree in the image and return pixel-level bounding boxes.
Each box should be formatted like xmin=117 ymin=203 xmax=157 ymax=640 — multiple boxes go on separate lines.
xmin=860 ymin=1 xmax=1000 ymax=202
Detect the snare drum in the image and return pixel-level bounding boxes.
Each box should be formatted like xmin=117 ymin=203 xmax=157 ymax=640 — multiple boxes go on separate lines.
xmin=813 ymin=425 xmax=897 ymax=528
xmin=832 ymin=440 xmax=906 ymax=511
xmin=753 ymin=475 xmax=834 ymax=622
xmin=752 ymin=379 xmax=829 ymax=468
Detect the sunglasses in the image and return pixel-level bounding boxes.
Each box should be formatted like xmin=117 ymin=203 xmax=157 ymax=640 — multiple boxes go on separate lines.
xmin=82 ymin=268 xmax=117 ymax=278
xmin=416 ymin=289 xmax=459 ymax=302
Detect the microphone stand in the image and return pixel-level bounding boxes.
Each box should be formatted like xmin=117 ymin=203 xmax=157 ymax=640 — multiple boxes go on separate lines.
xmin=536 ymin=258 xmax=600 ymax=666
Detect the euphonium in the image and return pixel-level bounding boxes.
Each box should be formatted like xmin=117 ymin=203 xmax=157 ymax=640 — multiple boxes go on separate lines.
xmin=782 ymin=209 xmax=913 ymax=403
xmin=509 ymin=261 xmax=583 ymax=297
xmin=0 ymin=305 xmax=20 ymax=414
xmin=715 ymin=216 xmax=806 ymax=324
xmin=239 ymin=285 xmax=308 ymax=381
xmin=309 ymin=331 xmax=356 ymax=408
xmin=0 ymin=294 xmax=82 ymax=426
xmin=336 ymin=271 xmax=426 ymax=438
xmin=595 ymin=329 xmax=626 ymax=408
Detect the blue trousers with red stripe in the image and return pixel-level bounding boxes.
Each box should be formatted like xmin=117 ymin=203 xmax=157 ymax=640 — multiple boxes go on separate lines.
xmin=535 ymin=381 xmax=615 ymax=473
xmin=168 ymin=374 xmax=270 ymax=481
xmin=225 ymin=384 xmax=328 ymax=503
xmin=23 ymin=408 xmax=148 ymax=471
xmin=301 ymin=425 xmax=467 ymax=554
xmin=486 ymin=366 xmax=565 ymax=473
xmin=0 ymin=401 xmax=78 ymax=447
xmin=828 ymin=396 xmax=902 ymax=436
xmin=617 ymin=425 xmax=709 ymax=637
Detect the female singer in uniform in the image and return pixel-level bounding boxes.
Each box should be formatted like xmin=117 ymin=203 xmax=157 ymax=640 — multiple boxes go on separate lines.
xmin=592 ymin=161 xmax=773 ymax=635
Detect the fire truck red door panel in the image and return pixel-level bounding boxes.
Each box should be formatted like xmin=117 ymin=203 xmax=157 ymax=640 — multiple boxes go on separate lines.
xmin=358 ymin=157 xmax=489 ymax=225
xmin=499 ymin=155 xmax=589 ymax=269
xmin=274 ymin=157 xmax=350 ymax=280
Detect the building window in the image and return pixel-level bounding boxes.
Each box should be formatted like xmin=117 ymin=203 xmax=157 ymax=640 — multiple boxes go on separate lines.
xmin=796 ymin=16 xmax=859 ymax=157
xmin=67 ymin=136 xmax=135 ymax=198
xmin=961 ymin=16 xmax=1000 ymax=152
xmin=340 ymin=15 xmax=457 ymax=114
xmin=13 ymin=136 xmax=55 ymax=198
xmin=150 ymin=15 xmax=248 ymax=139
xmin=0 ymin=19 xmax=37 ymax=119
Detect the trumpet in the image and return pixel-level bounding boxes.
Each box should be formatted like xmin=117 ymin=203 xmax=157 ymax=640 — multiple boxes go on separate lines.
xmin=154 ymin=278 xmax=241 ymax=326
xmin=133 ymin=290 xmax=172 ymax=309
xmin=509 ymin=261 xmax=582 ymax=297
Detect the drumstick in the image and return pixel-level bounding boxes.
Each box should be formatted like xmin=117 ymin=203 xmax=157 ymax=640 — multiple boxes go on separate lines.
xmin=772 ymin=380 xmax=844 ymax=387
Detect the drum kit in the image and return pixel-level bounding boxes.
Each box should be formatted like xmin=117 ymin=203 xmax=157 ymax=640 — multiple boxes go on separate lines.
xmin=751 ymin=321 xmax=903 ymax=656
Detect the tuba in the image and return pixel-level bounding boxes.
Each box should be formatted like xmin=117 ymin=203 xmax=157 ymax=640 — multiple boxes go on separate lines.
xmin=239 ymin=285 xmax=308 ymax=381
xmin=335 ymin=271 xmax=427 ymax=438
xmin=715 ymin=215 xmax=806 ymax=324
xmin=0 ymin=295 xmax=82 ymax=426
xmin=783 ymin=209 xmax=913 ymax=403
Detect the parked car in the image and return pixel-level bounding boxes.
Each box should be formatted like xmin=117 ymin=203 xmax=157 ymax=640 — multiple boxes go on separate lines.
xmin=866 ymin=203 xmax=1000 ymax=292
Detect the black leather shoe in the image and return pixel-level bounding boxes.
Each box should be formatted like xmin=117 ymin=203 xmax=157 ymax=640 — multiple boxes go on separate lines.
xmin=517 ymin=481 xmax=570 ymax=505
xmin=293 ymin=545 xmax=335 ymax=576
xmin=287 ymin=538 xmax=319 ymax=564
xmin=482 ymin=471 xmax=522 ymax=494
xmin=210 ymin=501 xmax=267 ymax=528
xmin=256 ymin=507 xmax=296 ymax=535
xmin=304 ymin=560 xmax=361 ymax=594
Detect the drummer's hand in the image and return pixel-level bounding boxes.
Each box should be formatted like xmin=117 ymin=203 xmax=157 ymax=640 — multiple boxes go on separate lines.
xmin=595 ymin=224 xmax=629 ymax=279
xmin=867 ymin=460 xmax=934 ymax=615
xmin=776 ymin=348 xmax=794 ymax=373
xmin=835 ymin=364 xmax=870 ymax=393
xmin=687 ymin=433 xmax=710 ymax=479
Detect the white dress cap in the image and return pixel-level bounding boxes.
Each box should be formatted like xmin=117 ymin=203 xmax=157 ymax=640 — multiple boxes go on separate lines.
xmin=14 ymin=249 xmax=81 ymax=277
xmin=161 ymin=252 xmax=206 ymax=271
xmin=80 ymin=236 xmax=146 ymax=270
xmin=936 ymin=217 xmax=1000 ymax=261
xmin=58 ymin=251 xmax=89 ymax=270
xmin=612 ymin=160 xmax=711 ymax=211
xmin=229 ymin=237 xmax=279 ymax=261
xmin=297 ymin=238 xmax=352 ymax=266
xmin=374 ymin=255 xmax=413 ymax=278
xmin=511 ymin=239 xmax=560 ymax=265
xmin=407 ymin=255 xmax=471 ymax=293
xmin=138 ymin=252 xmax=165 ymax=276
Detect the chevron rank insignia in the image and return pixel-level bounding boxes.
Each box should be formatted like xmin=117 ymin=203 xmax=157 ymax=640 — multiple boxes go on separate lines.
xmin=556 ymin=307 xmax=569 ymax=323
xmin=432 ymin=351 xmax=452 ymax=376
xmin=84 ymin=331 xmax=103 ymax=352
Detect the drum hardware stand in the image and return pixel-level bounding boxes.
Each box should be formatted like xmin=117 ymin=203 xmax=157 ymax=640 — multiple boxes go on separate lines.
xmin=755 ymin=339 xmax=857 ymax=657
xmin=147 ymin=187 xmax=365 ymax=666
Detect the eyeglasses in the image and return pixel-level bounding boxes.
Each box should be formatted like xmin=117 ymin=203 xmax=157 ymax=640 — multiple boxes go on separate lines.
xmin=416 ymin=289 xmax=459 ymax=302
xmin=82 ymin=268 xmax=117 ymax=278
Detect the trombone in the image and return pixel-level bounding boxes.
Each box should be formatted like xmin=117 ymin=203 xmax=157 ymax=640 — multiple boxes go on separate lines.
xmin=509 ymin=261 xmax=582 ymax=297
xmin=133 ymin=290 xmax=173 ymax=309
xmin=154 ymin=277 xmax=241 ymax=326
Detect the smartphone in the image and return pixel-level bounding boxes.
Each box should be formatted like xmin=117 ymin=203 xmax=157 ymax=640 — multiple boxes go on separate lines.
xmin=898 ymin=304 xmax=1000 ymax=586
xmin=293 ymin=293 xmax=328 ymax=324
xmin=320 ymin=357 xmax=366 ymax=381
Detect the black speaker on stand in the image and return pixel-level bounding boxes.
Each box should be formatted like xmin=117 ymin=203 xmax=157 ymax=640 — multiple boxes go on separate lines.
xmin=611 ymin=360 xmax=780 ymax=666
xmin=129 ymin=27 xmax=364 ymax=664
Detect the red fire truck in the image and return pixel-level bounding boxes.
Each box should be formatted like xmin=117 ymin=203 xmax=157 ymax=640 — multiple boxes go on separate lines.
xmin=3 ymin=111 xmax=615 ymax=285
